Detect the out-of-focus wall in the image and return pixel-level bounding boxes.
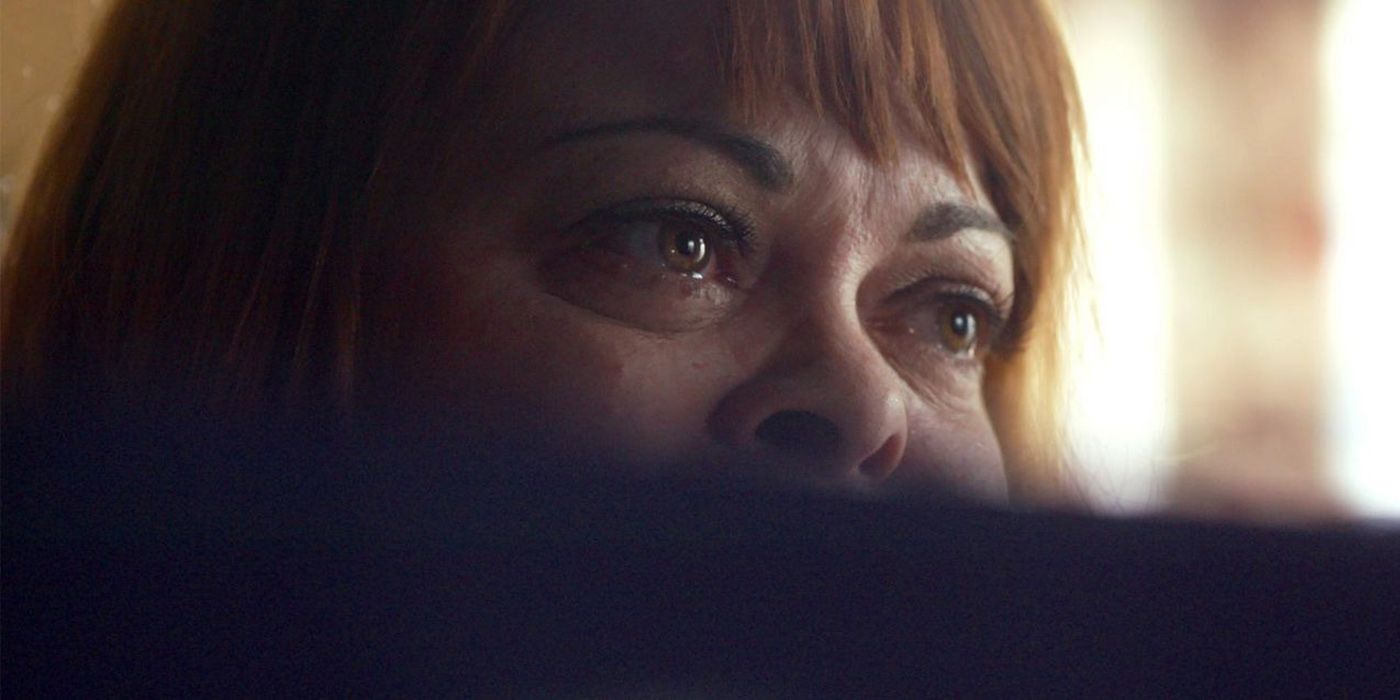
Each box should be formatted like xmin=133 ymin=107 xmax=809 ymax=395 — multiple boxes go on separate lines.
xmin=1063 ymin=0 xmax=1398 ymax=518
xmin=1321 ymin=0 xmax=1400 ymax=518
xmin=1059 ymin=0 xmax=1173 ymax=510
xmin=1163 ymin=0 xmax=1330 ymax=513
xmin=1080 ymin=0 xmax=1328 ymax=498
xmin=1064 ymin=0 xmax=1332 ymax=513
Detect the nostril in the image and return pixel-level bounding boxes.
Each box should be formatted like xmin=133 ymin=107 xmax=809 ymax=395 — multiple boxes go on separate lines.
xmin=857 ymin=433 xmax=904 ymax=480
xmin=754 ymin=410 xmax=841 ymax=459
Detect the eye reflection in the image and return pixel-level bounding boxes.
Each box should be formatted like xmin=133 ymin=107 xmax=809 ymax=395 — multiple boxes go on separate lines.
xmin=941 ymin=306 xmax=980 ymax=356
xmin=575 ymin=198 xmax=750 ymax=282
xmin=541 ymin=198 xmax=753 ymax=333
xmin=660 ymin=225 xmax=710 ymax=275
xmin=882 ymin=286 xmax=1006 ymax=362
xmin=591 ymin=218 xmax=716 ymax=277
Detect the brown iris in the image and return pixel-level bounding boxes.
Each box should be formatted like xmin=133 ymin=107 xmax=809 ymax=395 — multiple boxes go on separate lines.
xmin=659 ymin=224 xmax=711 ymax=275
xmin=941 ymin=307 xmax=979 ymax=355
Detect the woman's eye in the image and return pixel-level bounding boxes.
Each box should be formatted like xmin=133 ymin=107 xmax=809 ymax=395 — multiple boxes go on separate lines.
xmin=658 ymin=223 xmax=711 ymax=275
xmin=591 ymin=217 xmax=717 ymax=277
xmin=541 ymin=198 xmax=754 ymax=333
xmin=888 ymin=290 xmax=1005 ymax=360
xmin=573 ymin=198 xmax=751 ymax=283
xmin=940 ymin=305 xmax=980 ymax=356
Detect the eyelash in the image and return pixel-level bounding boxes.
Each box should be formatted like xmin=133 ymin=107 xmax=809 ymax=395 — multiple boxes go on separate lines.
xmin=562 ymin=196 xmax=1016 ymax=357
xmin=943 ymin=288 xmax=1007 ymax=349
xmin=571 ymin=197 xmax=758 ymax=255
xmin=892 ymin=280 xmax=1013 ymax=357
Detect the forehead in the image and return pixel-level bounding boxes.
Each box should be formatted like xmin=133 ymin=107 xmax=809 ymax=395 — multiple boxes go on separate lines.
xmin=497 ymin=1 xmax=729 ymax=126
xmin=485 ymin=1 xmax=976 ymax=194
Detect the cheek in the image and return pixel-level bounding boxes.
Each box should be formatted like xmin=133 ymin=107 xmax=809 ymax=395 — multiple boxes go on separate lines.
xmin=403 ymin=259 xmax=730 ymax=469
xmin=902 ymin=388 xmax=1008 ymax=500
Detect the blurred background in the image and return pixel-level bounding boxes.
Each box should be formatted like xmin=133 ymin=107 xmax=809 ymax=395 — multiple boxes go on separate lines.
xmin=1059 ymin=0 xmax=1399 ymax=519
xmin=3 ymin=0 xmax=1397 ymax=518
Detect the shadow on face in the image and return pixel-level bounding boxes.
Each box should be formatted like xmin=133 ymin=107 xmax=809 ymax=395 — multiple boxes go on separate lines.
xmin=383 ymin=0 xmax=1017 ymax=501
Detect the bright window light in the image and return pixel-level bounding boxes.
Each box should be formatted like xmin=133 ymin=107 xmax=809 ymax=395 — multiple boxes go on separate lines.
xmin=1323 ymin=0 xmax=1400 ymax=518
xmin=1062 ymin=0 xmax=1173 ymax=512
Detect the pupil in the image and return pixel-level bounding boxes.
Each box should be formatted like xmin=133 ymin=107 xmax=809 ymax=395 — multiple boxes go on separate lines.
xmin=661 ymin=226 xmax=709 ymax=273
xmin=949 ymin=311 xmax=975 ymax=343
xmin=676 ymin=230 xmax=704 ymax=260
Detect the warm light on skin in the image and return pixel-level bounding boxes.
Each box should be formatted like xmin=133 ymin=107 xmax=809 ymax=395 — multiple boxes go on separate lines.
xmin=384 ymin=1 xmax=1016 ymax=497
xmin=1061 ymin=0 xmax=1174 ymax=511
xmin=1323 ymin=0 xmax=1400 ymax=519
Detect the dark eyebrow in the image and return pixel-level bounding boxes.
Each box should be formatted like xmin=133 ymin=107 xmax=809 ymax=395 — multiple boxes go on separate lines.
xmin=910 ymin=202 xmax=1013 ymax=242
xmin=543 ymin=116 xmax=796 ymax=192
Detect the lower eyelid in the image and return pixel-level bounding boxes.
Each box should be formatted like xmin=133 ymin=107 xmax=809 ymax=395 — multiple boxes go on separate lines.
xmin=869 ymin=305 xmax=998 ymax=362
xmin=541 ymin=250 xmax=739 ymax=333
xmin=573 ymin=195 xmax=758 ymax=252
xmin=562 ymin=237 xmax=741 ymax=297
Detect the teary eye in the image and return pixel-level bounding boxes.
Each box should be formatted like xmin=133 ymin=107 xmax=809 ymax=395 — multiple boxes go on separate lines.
xmin=658 ymin=223 xmax=711 ymax=275
xmin=940 ymin=304 xmax=980 ymax=356
xmin=884 ymin=284 xmax=1007 ymax=361
xmin=590 ymin=217 xmax=716 ymax=277
xmin=575 ymin=198 xmax=751 ymax=281
xmin=541 ymin=197 xmax=757 ymax=334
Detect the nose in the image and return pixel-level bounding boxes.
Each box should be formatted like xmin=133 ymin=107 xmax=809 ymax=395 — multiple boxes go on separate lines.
xmin=708 ymin=319 xmax=909 ymax=483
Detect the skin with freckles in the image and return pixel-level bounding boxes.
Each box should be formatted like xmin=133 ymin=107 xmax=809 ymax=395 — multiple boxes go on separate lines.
xmin=388 ymin=1 xmax=1016 ymax=499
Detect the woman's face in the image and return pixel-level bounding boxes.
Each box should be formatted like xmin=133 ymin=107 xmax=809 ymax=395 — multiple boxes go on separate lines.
xmin=392 ymin=1 xmax=1016 ymax=499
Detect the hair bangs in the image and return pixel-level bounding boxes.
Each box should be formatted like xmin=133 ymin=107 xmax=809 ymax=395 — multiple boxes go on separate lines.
xmin=4 ymin=0 xmax=1085 ymax=498
xmin=721 ymin=0 xmax=965 ymax=173
xmin=721 ymin=0 xmax=1085 ymax=494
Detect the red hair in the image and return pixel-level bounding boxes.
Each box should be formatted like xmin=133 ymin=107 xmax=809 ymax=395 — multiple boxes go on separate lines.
xmin=2 ymin=0 xmax=1082 ymax=499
